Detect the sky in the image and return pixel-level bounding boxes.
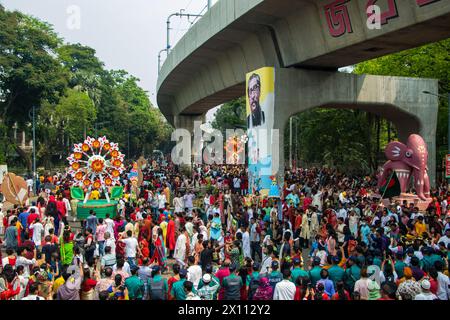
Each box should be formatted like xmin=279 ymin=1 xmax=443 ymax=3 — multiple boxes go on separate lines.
xmin=1 ymin=0 xmax=219 ymax=121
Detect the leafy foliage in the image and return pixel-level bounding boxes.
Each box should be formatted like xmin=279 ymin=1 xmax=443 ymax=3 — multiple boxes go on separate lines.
xmin=354 ymin=38 xmax=450 ymax=171
xmin=0 ymin=5 xmax=173 ymax=170
xmin=211 ymin=97 xmax=246 ymax=134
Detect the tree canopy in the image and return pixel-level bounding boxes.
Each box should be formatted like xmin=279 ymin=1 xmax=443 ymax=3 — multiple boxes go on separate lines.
xmin=0 ymin=5 xmax=173 ymax=171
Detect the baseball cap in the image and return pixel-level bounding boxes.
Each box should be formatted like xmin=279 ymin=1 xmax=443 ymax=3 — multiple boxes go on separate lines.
xmin=202 ymin=274 xmax=212 ymax=283
xmin=271 ymin=260 xmax=279 ymax=269
xmin=293 ymin=257 xmax=301 ymax=265
xmin=313 ymin=257 xmax=321 ymax=264
xmin=152 ymin=265 xmax=161 ymax=273
xmin=420 ymin=279 xmax=431 ymax=290
xmin=179 ymin=269 xmax=188 ymax=277
xmin=131 ymin=265 xmax=140 ymax=273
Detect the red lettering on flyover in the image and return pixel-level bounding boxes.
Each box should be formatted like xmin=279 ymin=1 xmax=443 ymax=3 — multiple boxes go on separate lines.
xmin=324 ymin=0 xmax=353 ymax=37
xmin=416 ymin=0 xmax=441 ymax=6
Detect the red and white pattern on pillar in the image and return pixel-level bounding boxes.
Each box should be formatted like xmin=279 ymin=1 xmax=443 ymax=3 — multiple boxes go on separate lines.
xmin=324 ymin=0 xmax=353 ymax=37
xmin=416 ymin=0 xmax=441 ymax=6
xmin=366 ymin=0 xmax=399 ymax=25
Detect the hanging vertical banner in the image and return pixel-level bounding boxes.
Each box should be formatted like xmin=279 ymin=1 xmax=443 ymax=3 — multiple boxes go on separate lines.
xmin=246 ymin=67 xmax=278 ymax=197
xmin=446 ymin=154 xmax=450 ymax=179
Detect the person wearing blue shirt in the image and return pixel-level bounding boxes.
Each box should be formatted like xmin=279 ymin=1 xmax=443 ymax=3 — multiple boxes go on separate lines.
xmin=18 ymin=209 xmax=30 ymax=239
xmin=316 ymin=269 xmax=335 ymax=297
xmin=360 ymin=220 xmax=371 ymax=245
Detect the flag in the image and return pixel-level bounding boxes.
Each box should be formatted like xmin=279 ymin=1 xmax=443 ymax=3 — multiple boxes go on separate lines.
xmin=110 ymin=186 xmax=124 ymax=200
xmin=70 ymin=187 xmax=85 ymax=200
xmin=379 ymin=171 xmax=401 ymax=199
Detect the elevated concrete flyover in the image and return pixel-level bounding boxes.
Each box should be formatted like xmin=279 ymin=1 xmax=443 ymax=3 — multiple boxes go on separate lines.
xmin=157 ymin=0 xmax=450 ymax=125
xmin=156 ymin=0 xmax=449 ymax=186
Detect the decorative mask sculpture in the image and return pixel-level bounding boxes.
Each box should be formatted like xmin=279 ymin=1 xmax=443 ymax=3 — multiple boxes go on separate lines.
xmin=378 ymin=134 xmax=430 ymax=201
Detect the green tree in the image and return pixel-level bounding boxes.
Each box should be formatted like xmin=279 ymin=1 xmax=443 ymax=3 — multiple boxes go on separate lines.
xmin=55 ymin=89 xmax=97 ymax=141
xmin=354 ymin=38 xmax=450 ymax=173
xmin=0 ymin=6 xmax=67 ymax=127
xmin=58 ymin=44 xmax=105 ymax=106
xmin=211 ymin=97 xmax=247 ymax=134
xmin=0 ymin=6 xmax=68 ymax=168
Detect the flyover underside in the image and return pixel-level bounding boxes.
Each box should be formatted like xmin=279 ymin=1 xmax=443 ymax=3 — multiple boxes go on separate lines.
xmin=272 ymin=68 xmax=438 ymax=187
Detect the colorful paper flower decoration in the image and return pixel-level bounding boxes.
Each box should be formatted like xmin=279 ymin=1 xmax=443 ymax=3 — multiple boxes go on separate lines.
xmin=67 ymin=136 xmax=125 ymax=190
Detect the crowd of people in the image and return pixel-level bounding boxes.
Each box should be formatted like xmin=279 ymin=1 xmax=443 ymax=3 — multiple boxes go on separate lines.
xmin=0 ymin=160 xmax=449 ymax=301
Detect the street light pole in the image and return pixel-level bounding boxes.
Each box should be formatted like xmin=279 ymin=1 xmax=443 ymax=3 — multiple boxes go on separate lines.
xmin=289 ymin=117 xmax=293 ymax=169
xmin=32 ymin=105 xmax=37 ymax=195
xmin=166 ymin=11 xmax=203 ymax=55
xmin=423 ymin=90 xmax=450 ymax=188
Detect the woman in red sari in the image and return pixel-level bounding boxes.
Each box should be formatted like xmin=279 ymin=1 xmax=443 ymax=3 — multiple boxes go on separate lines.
xmin=138 ymin=238 xmax=150 ymax=265
xmin=149 ymin=228 xmax=167 ymax=270
xmin=166 ymin=217 xmax=176 ymax=259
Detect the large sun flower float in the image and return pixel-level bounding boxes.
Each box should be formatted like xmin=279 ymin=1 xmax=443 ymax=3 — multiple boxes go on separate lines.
xmin=67 ymin=136 xmax=125 ymax=191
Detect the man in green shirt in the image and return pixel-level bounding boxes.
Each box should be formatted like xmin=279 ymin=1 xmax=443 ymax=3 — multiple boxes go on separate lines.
xmin=197 ymin=274 xmax=220 ymax=300
xmin=394 ymin=252 xmax=406 ymax=278
xmin=247 ymin=262 xmax=261 ymax=300
xmin=268 ymin=261 xmax=283 ymax=294
xmin=171 ymin=269 xmax=189 ymax=300
xmin=198 ymin=265 xmax=220 ymax=291
xmin=222 ymin=264 xmax=243 ymax=300
xmin=328 ymin=256 xmax=345 ymax=288
xmin=291 ymin=257 xmax=308 ymax=283
xmin=421 ymin=247 xmax=444 ymax=273
xmin=344 ymin=257 xmax=361 ymax=292
xmin=308 ymin=257 xmax=322 ymax=286
xmin=124 ymin=266 xmax=145 ymax=300
xmin=148 ymin=266 xmax=169 ymax=300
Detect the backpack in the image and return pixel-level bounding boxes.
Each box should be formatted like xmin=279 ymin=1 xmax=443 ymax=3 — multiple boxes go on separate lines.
xmin=248 ymin=276 xmax=260 ymax=300
xmin=116 ymin=240 xmax=126 ymax=257
xmin=268 ymin=273 xmax=283 ymax=291
xmin=148 ymin=277 xmax=166 ymax=300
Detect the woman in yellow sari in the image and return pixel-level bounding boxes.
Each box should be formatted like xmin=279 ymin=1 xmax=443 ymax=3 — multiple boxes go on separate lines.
xmin=15 ymin=220 xmax=23 ymax=247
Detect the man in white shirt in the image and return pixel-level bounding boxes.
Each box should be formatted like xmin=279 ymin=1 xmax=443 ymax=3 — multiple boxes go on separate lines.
xmin=233 ymin=177 xmax=241 ymax=193
xmin=104 ymin=214 xmax=115 ymax=240
xmin=120 ymin=230 xmax=141 ymax=268
xmin=0 ymin=209 xmax=3 ymax=236
xmin=242 ymin=226 xmax=251 ymax=259
xmin=26 ymin=177 xmax=34 ymax=197
xmin=16 ymin=247 xmax=36 ymax=278
xmin=247 ymin=207 xmax=254 ymax=222
xmin=157 ymin=191 xmax=167 ymax=210
xmin=62 ymin=197 xmax=72 ymax=216
xmin=337 ymin=203 xmax=347 ymax=221
xmin=29 ymin=219 xmax=44 ymax=249
xmin=21 ymin=282 xmax=45 ymax=300
xmin=187 ymin=256 xmax=203 ymax=290
xmin=435 ymin=261 xmax=450 ymax=300
xmin=260 ymin=245 xmax=273 ymax=276
xmin=414 ymin=279 xmax=438 ymax=300
xmin=273 ymin=269 xmax=296 ymax=300
xmin=438 ymin=228 xmax=450 ymax=247
xmin=104 ymin=232 xmax=116 ymax=253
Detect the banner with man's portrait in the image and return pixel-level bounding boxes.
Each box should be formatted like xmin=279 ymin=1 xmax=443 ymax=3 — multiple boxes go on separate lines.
xmin=246 ymin=67 xmax=278 ymax=196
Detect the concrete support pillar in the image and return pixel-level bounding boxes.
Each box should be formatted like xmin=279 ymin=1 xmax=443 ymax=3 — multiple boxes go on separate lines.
xmin=172 ymin=114 xmax=206 ymax=170
xmin=173 ymin=114 xmax=205 ymax=132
